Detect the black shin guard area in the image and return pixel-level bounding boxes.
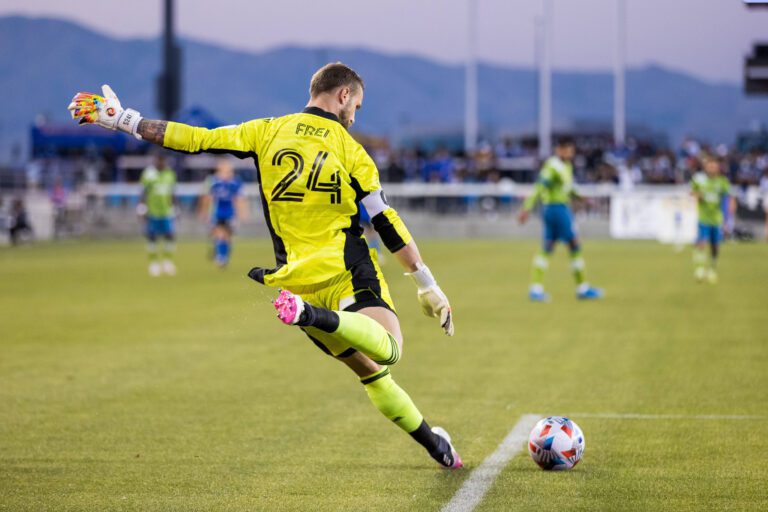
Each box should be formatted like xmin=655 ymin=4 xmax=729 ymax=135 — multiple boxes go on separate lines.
xmin=300 ymin=303 xmax=340 ymax=333
xmin=409 ymin=420 xmax=440 ymax=454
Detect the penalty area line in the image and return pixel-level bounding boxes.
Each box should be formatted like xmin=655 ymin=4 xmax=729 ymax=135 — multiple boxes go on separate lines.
xmin=441 ymin=413 xmax=540 ymax=512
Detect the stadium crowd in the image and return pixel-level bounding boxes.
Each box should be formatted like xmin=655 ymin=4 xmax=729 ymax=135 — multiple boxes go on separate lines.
xmin=3 ymin=134 xmax=768 ymax=192
xmin=366 ymin=136 xmax=768 ymax=189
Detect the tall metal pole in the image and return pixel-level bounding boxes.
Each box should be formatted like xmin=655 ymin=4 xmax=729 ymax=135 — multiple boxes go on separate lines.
xmin=537 ymin=0 xmax=552 ymax=159
xmin=613 ymin=0 xmax=627 ymax=146
xmin=158 ymin=0 xmax=181 ymax=120
xmin=464 ymin=0 xmax=478 ymax=154
xmin=162 ymin=0 xmax=174 ymax=119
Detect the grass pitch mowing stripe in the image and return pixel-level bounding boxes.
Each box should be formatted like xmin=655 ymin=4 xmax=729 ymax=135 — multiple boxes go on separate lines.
xmin=442 ymin=414 xmax=540 ymax=512
xmin=1 ymin=239 xmax=766 ymax=511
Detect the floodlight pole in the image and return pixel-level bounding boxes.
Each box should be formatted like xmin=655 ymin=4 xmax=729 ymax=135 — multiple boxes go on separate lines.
xmin=613 ymin=0 xmax=627 ymax=146
xmin=157 ymin=0 xmax=181 ymax=120
xmin=464 ymin=0 xmax=479 ymax=153
xmin=537 ymin=0 xmax=553 ymax=159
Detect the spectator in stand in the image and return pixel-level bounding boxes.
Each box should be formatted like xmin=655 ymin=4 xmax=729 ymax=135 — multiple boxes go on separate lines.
xmin=381 ymin=153 xmax=406 ymax=183
xmin=681 ymin=137 xmax=702 ymax=159
xmin=648 ymin=152 xmax=672 ymax=183
xmin=473 ymin=143 xmax=496 ymax=183
xmin=401 ymin=149 xmax=422 ymax=182
xmin=9 ymin=197 xmax=33 ymax=245
xmin=737 ymin=151 xmax=763 ymax=187
xmin=422 ymin=147 xmax=455 ymax=183
xmin=618 ymin=158 xmax=643 ymax=190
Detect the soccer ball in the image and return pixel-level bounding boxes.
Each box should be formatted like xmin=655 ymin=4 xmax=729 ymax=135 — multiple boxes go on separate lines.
xmin=528 ymin=416 xmax=585 ymax=470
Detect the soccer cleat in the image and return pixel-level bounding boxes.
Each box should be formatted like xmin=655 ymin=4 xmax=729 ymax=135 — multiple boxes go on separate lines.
xmin=162 ymin=260 xmax=177 ymax=276
xmin=529 ymin=289 xmax=550 ymax=302
xmin=273 ymin=289 xmax=306 ymax=325
xmin=148 ymin=262 xmax=162 ymax=277
xmin=707 ymin=269 xmax=718 ymax=284
xmin=694 ymin=266 xmax=707 ymax=283
xmin=431 ymin=426 xmax=463 ymax=469
xmin=576 ymin=286 xmax=603 ymax=300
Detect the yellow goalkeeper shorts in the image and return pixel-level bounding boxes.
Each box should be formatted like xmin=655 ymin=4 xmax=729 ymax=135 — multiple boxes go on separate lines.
xmin=287 ymin=250 xmax=395 ymax=357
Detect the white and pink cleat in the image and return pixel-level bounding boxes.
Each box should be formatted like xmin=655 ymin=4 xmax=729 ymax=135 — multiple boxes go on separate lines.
xmin=432 ymin=426 xmax=464 ymax=469
xmin=273 ymin=289 xmax=306 ymax=325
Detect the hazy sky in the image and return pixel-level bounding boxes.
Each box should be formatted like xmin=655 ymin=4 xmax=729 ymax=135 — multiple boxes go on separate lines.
xmin=3 ymin=0 xmax=768 ymax=83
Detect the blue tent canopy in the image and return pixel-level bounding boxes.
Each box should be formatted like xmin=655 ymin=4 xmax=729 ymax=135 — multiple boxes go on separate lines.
xmin=31 ymin=124 xmax=135 ymax=157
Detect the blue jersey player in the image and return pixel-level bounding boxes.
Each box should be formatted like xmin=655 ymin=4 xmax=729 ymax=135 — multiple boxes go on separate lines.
xmin=359 ymin=201 xmax=385 ymax=264
xmin=518 ymin=138 xmax=603 ymax=302
xmin=198 ymin=159 xmax=248 ymax=267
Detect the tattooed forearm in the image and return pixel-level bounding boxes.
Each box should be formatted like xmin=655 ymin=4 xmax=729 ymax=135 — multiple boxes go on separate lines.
xmin=137 ymin=119 xmax=168 ymax=146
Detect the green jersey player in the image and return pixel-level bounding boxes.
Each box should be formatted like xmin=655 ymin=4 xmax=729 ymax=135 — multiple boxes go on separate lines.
xmin=518 ymin=138 xmax=603 ymax=302
xmin=690 ymin=155 xmax=735 ymax=284
xmin=138 ymin=155 xmax=177 ymax=276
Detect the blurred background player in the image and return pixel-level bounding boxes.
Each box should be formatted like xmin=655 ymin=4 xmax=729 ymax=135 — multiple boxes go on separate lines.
xmin=138 ymin=154 xmax=177 ymax=276
xmin=68 ymin=66 xmax=462 ymax=470
xmin=358 ymin=201 xmax=384 ymax=265
xmin=49 ymin=176 xmax=69 ymax=239
xmin=760 ymin=168 xmax=768 ymax=242
xmin=197 ymin=158 xmax=248 ymax=268
xmin=691 ymin=155 xmax=736 ymax=284
xmin=518 ymin=138 xmax=603 ymax=302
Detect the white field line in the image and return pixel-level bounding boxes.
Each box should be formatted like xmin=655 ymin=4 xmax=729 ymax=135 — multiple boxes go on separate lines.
xmin=441 ymin=411 xmax=764 ymax=512
xmin=441 ymin=413 xmax=540 ymax=512
xmin=569 ymin=413 xmax=766 ymax=420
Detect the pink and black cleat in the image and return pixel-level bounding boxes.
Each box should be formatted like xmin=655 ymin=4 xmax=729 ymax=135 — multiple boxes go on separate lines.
xmin=272 ymin=289 xmax=305 ymax=325
xmin=432 ymin=426 xmax=464 ymax=469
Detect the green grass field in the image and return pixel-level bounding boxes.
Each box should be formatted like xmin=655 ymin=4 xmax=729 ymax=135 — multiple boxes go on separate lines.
xmin=1 ymin=239 xmax=767 ymax=511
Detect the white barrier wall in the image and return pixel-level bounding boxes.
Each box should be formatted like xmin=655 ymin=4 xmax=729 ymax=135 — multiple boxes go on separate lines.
xmin=610 ymin=188 xmax=698 ymax=243
xmin=6 ymin=183 xmax=761 ymax=242
xmin=0 ymin=192 xmax=53 ymax=244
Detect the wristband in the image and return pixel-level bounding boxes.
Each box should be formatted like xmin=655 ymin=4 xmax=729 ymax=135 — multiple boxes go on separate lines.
xmin=116 ymin=108 xmax=143 ymax=140
xmin=405 ymin=262 xmax=436 ymax=289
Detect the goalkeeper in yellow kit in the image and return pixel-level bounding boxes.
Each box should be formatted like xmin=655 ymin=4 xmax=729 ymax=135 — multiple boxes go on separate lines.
xmin=68 ymin=63 xmax=461 ymax=469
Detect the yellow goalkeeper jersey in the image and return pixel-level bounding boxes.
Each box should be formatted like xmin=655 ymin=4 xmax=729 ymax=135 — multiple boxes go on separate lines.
xmin=164 ymin=107 xmax=411 ymax=287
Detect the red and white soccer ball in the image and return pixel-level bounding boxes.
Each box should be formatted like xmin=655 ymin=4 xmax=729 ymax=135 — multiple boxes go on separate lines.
xmin=528 ymin=416 xmax=585 ymax=470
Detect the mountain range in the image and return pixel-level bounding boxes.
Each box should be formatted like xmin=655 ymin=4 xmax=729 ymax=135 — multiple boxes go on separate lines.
xmin=1 ymin=15 xmax=767 ymax=161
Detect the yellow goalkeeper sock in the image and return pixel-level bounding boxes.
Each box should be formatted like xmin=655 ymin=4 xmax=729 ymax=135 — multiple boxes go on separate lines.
xmin=361 ymin=367 xmax=423 ymax=433
xmin=334 ymin=311 xmax=400 ymax=365
xmin=301 ymin=304 xmax=400 ymax=365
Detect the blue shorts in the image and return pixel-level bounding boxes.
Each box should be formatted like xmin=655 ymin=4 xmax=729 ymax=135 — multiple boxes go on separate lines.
xmin=146 ymin=217 xmax=175 ymax=239
xmin=542 ymin=204 xmax=576 ymax=246
xmin=697 ymin=223 xmax=722 ymax=245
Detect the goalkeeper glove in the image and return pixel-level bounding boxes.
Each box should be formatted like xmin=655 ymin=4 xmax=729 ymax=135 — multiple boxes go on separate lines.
xmin=68 ymin=84 xmax=143 ymax=139
xmin=406 ymin=263 xmax=455 ymax=336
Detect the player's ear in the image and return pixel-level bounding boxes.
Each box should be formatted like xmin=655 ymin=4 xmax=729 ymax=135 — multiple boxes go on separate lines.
xmin=338 ymin=86 xmax=350 ymax=105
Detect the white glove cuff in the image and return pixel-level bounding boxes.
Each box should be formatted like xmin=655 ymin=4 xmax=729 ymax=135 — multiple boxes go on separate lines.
xmin=116 ymin=108 xmax=143 ymax=140
xmin=405 ymin=263 xmax=437 ymax=290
